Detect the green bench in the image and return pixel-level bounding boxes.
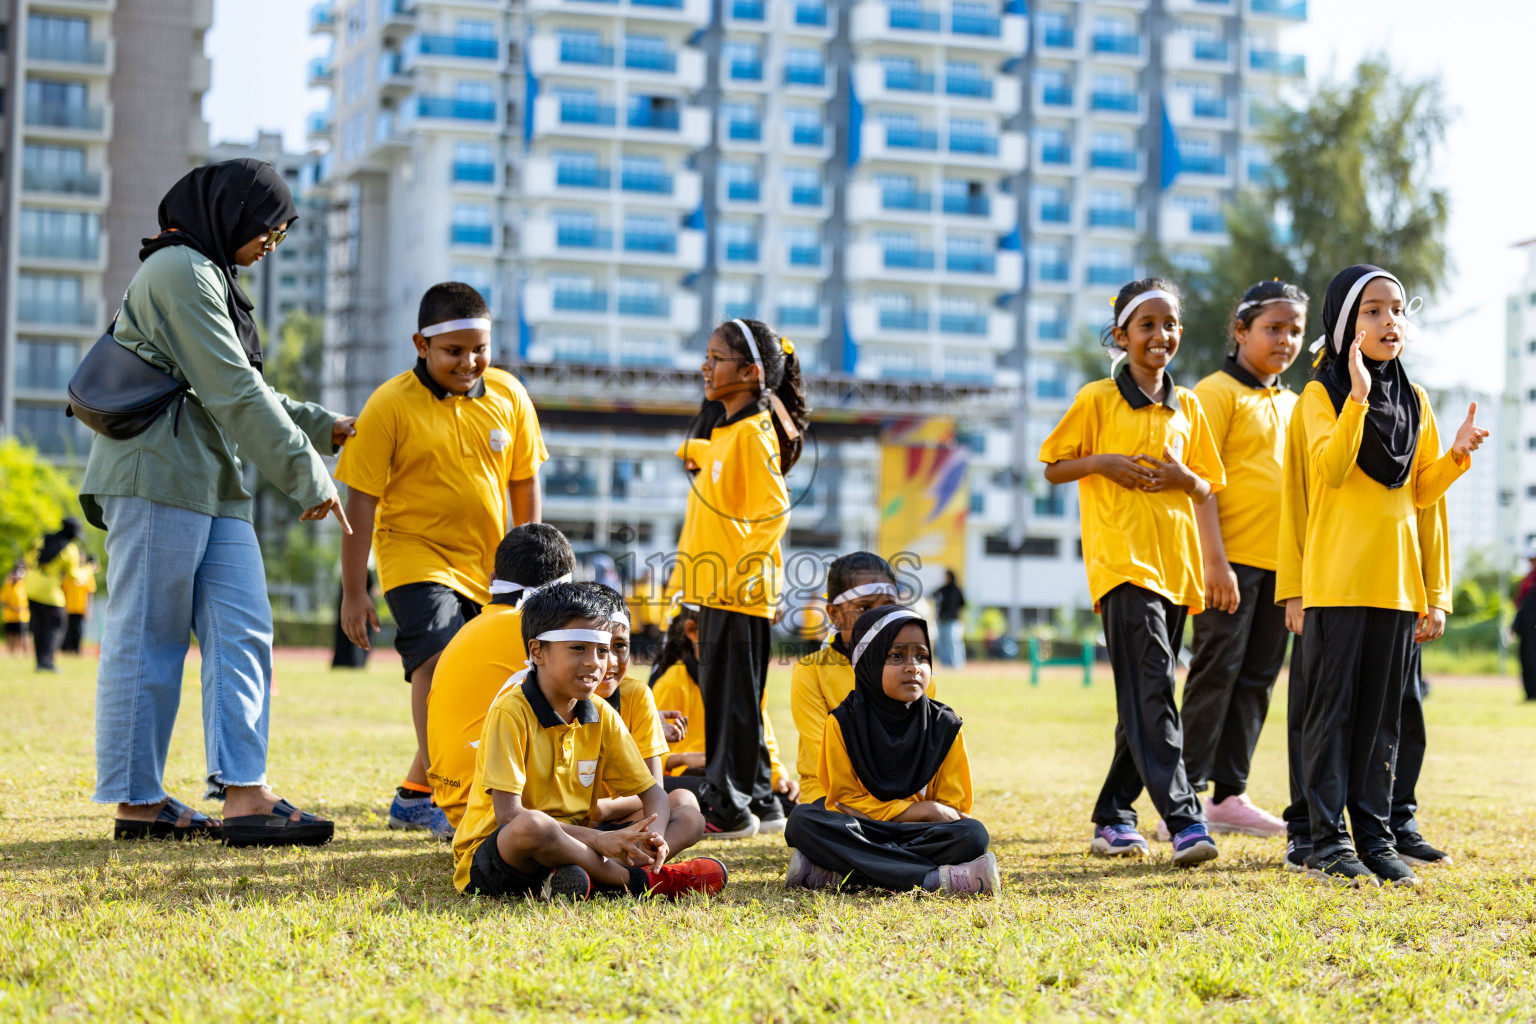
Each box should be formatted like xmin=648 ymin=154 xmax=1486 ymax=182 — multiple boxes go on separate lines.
xmin=1027 ymin=636 xmax=1096 ymax=687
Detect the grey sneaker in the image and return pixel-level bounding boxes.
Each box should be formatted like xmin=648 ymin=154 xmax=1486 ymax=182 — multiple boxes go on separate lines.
xmin=784 ymin=849 xmax=840 ymax=890
xmin=939 ymin=852 xmax=1000 ymax=895
xmin=540 ymin=864 xmax=592 ymax=901
xmin=1360 ymin=851 xmax=1420 ymax=887
xmin=704 ymin=811 xmax=760 ymax=840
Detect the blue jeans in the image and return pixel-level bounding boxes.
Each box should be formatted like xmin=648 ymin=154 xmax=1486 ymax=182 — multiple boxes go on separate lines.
xmin=94 ymin=496 xmax=273 ymax=804
xmin=937 ymin=618 xmax=966 ymax=669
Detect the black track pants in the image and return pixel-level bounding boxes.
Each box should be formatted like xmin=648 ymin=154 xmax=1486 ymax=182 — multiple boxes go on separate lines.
xmin=785 ymin=798 xmax=990 ymax=890
xmin=694 ymin=606 xmax=773 ymax=827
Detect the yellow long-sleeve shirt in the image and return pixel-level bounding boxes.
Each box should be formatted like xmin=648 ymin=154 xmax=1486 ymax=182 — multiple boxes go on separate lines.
xmin=1277 ymin=381 xmax=1466 ymax=613
xmin=650 ymin=661 xmax=786 ymax=784
xmin=789 ymin=642 xmax=938 ymax=804
xmin=818 ymin=715 xmax=972 ymax=821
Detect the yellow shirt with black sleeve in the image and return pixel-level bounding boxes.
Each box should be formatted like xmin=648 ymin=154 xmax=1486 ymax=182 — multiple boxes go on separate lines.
xmin=790 ymin=641 xmax=938 ymax=805
xmin=1038 ymin=366 xmax=1227 ymax=614
xmin=604 ymin=675 xmax=669 ymax=762
xmin=668 ymin=406 xmax=789 ymax=618
xmin=1278 ymin=382 xmax=1463 ymax=614
xmin=651 ymin=661 xmax=788 ymax=784
xmin=452 ymin=674 xmax=657 ymax=893
xmin=63 ymin=565 xmax=96 ymax=616
xmin=426 ymin=602 xmax=528 ymax=827
xmin=1194 ymin=359 xmax=1297 ymax=571
xmin=1 ymin=580 xmax=28 ymax=624
xmin=26 ymin=542 xmax=81 ymax=609
xmin=335 ymin=364 xmax=548 ymax=606
xmin=819 ymin=715 xmax=973 ymax=820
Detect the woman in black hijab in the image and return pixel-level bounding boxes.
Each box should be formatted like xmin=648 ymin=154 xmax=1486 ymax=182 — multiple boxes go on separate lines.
xmin=1285 ymin=264 xmax=1487 ymax=887
xmin=79 ymin=160 xmax=354 ymax=847
xmin=782 ymin=606 xmax=998 ymax=894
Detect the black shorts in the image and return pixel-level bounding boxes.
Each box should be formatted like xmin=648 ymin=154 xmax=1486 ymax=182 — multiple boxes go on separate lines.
xmin=3 ymin=622 xmax=21 ymax=638
xmin=467 ymin=826 xmax=551 ymax=898
xmin=384 ymin=582 xmax=481 ymax=682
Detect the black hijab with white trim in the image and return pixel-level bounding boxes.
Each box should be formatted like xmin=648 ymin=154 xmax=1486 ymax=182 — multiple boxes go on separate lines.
xmin=829 ymin=606 xmax=962 ymax=802
xmin=1317 ymin=264 xmax=1420 ymax=490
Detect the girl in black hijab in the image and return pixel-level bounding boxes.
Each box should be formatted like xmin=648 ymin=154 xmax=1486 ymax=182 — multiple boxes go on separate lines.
xmin=782 ymin=606 xmax=999 ymax=894
xmin=1283 ymin=264 xmax=1487 ymax=887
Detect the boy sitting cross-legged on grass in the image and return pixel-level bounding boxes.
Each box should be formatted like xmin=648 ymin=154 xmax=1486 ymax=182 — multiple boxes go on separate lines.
xmin=451 ymin=582 xmax=728 ymax=900
xmin=427 ymin=523 xmax=575 ymax=828
xmin=583 ymin=582 xmax=707 ymax=856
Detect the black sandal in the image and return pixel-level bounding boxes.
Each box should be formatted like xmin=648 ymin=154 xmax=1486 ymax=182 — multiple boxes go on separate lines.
xmin=113 ymin=797 xmax=222 ymax=841
xmin=221 ymin=799 xmax=334 ymax=848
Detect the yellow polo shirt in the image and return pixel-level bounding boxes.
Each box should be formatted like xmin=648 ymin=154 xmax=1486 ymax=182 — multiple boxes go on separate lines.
xmin=1 ymin=580 xmax=29 ymax=624
xmin=820 ymin=715 xmax=972 ymax=821
xmin=668 ymin=407 xmax=788 ymax=618
xmin=452 ymin=674 xmax=656 ymax=892
xmin=1194 ymin=360 xmax=1297 ymax=572
xmin=63 ymin=566 xmax=96 ymax=616
xmin=336 ymin=363 xmax=548 ymax=605
xmin=651 ymin=662 xmax=787 ymax=785
xmin=601 ymin=675 xmax=669 ymax=795
xmin=1277 ymin=381 xmax=1466 ymax=614
xmin=789 ymin=640 xmax=937 ymax=804
xmin=1038 ymin=367 xmax=1226 ymax=613
xmin=427 ymin=601 xmax=527 ymax=826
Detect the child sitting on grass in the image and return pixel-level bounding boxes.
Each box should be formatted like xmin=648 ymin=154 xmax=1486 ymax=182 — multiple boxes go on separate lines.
xmin=584 ymin=583 xmax=706 ymax=857
xmin=451 ymin=582 xmax=728 ymax=900
xmin=651 ymin=600 xmax=799 ymax=831
xmin=783 ymin=606 xmax=997 ymax=894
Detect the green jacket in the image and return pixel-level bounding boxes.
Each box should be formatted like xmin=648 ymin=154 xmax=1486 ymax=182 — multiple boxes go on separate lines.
xmin=79 ymin=246 xmax=339 ymax=529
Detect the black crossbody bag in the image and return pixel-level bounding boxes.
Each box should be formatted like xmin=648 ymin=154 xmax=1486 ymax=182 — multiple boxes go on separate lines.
xmin=66 ymin=319 xmax=192 ymax=439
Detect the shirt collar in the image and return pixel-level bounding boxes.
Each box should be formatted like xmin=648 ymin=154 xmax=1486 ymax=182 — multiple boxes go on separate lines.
xmin=413 ymin=358 xmax=487 ymax=400
xmin=1221 ymin=355 xmax=1273 ymax=391
xmin=1114 ymin=362 xmax=1182 ymax=412
xmin=718 ymin=400 xmax=766 ymax=428
xmin=521 ymin=674 xmax=600 ymax=727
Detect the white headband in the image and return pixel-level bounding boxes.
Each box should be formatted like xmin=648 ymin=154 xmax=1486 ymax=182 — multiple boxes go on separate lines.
xmin=421 ymin=317 xmax=492 ymax=338
xmin=533 ymin=628 xmax=611 ymax=645
xmin=1235 ymin=296 xmax=1301 ymax=316
xmin=1308 ymin=272 xmax=1422 ymax=354
xmin=1115 ymin=289 xmax=1179 ymax=328
xmin=489 ymin=572 xmax=573 ymax=601
xmin=831 ymin=582 xmax=898 ymax=606
xmin=850 ymin=607 xmax=921 ymax=667
xmin=609 ymin=608 xmax=630 ymax=628
xmin=732 ymin=319 xmax=766 ymax=397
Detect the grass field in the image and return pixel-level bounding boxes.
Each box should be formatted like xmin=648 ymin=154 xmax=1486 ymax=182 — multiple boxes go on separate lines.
xmin=1 ymin=651 xmax=1534 ymax=1022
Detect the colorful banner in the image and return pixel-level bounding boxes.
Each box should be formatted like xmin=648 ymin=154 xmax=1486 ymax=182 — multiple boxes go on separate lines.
xmin=876 ymin=417 xmax=968 ymax=585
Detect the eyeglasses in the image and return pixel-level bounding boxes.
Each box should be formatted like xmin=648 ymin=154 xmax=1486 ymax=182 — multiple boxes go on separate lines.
xmin=263 ymin=226 xmax=288 ymax=252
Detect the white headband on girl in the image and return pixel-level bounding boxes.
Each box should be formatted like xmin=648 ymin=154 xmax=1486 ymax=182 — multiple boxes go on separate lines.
xmin=730 ymin=319 xmax=801 ymax=441
xmin=850 ymin=607 xmax=921 ymax=667
xmin=831 ymin=582 xmax=898 ymax=606
xmin=421 ymin=317 xmax=492 ymax=338
xmin=1115 ymin=289 xmax=1179 ymax=328
xmin=1235 ymin=296 xmax=1301 ymax=316
xmin=1307 ymin=272 xmax=1423 ymax=354
xmin=608 ymin=607 xmax=630 ymax=628
xmin=489 ymin=572 xmax=573 ymax=599
xmin=532 ymin=629 xmax=611 ymax=645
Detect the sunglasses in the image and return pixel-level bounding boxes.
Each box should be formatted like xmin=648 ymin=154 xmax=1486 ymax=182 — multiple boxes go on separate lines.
xmin=263 ymin=226 xmax=288 ymax=251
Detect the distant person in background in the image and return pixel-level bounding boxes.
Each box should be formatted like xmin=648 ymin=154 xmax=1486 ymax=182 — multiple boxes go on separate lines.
xmin=933 ymin=569 xmax=967 ymax=669
xmin=62 ymin=556 xmax=99 ymax=655
xmin=2 ymin=564 xmax=30 ymax=656
xmin=1512 ymin=549 xmax=1536 ymax=702
xmin=26 ymin=517 xmax=83 ymax=672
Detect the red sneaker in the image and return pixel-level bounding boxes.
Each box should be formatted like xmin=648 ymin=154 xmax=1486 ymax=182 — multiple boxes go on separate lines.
xmin=644 ymin=857 xmax=729 ymax=898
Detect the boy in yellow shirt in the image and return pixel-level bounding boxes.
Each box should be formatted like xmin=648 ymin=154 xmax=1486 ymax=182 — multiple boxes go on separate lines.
xmin=337 ymin=283 xmax=547 ymax=839
xmin=426 ymin=523 xmax=575 ymax=828
xmin=2 ymin=565 xmax=29 ymax=656
xmin=1039 ymin=279 xmax=1225 ymax=867
xmin=450 ymin=582 xmax=727 ymax=899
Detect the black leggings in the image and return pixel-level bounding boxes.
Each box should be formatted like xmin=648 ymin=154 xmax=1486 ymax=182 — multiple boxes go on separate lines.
xmin=784 ymin=799 xmax=989 ymax=890
xmin=28 ymin=601 xmax=64 ymax=670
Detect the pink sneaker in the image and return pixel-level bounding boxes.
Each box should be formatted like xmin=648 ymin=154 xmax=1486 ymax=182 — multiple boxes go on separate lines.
xmin=1205 ymin=794 xmax=1285 ymax=837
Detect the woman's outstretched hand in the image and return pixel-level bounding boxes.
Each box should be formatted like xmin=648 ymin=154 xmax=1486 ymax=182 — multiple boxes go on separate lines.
xmin=302 ymin=495 xmax=353 ymax=535
xmin=331 ymin=416 xmax=358 ymax=449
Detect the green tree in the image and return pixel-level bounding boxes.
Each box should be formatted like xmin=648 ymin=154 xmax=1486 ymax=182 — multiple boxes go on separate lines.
xmin=1150 ymin=58 xmax=1452 ymax=386
xmin=264 ymin=310 xmax=325 ymax=406
xmin=0 ymin=439 xmax=80 ymax=566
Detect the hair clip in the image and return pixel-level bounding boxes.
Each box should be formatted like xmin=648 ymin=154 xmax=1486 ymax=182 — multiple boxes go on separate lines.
xmin=781 ymin=337 xmax=795 ymax=355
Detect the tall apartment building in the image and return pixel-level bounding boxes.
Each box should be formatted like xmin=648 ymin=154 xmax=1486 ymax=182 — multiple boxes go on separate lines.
xmin=311 ymin=0 xmax=1306 ymax=617
xmin=0 ymin=0 xmax=212 ymax=460
xmin=210 ymin=132 xmax=329 ymax=327
xmin=1504 ymin=239 xmax=1536 ymax=566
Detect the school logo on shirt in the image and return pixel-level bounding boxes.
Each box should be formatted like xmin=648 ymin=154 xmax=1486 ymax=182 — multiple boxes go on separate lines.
xmin=488 ymin=428 xmax=511 ymax=452
xmin=1166 ymin=435 xmax=1185 ymax=463
xmin=711 ymin=459 xmax=723 ymax=483
xmin=577 ymin=759 xmax=598 ymax=787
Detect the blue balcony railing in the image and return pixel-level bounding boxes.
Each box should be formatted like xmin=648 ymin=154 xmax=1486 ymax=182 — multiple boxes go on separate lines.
xmin=946 ymin=252 xmax=995 ymax=274
xmin=792 ymin=124 xmax=825 ymax=146
xmin=559 ymin=101 xmax=617 ymax=125
xmin=556 ymin=164 xmax=610 ymax=188
xmin=558 ymin=40 xmax=614 ymax=65
xmin=1182 ymin=154 xmax=1227 ymax=176
xmin=1193 ymin=38 xmax=1230 ymax=61
xmin=1087 ymin=265 xmax=1134 ymax=285
xmin=18 ymin=297 xmax=98 ymax=325
xmin=785 ymin=65 xmax=827 ymax=86
xmin=889 ymin=6 xmax=941 ymax=31
xmin=884 ymin=248 xmax=937 ymax=270
xmin=944 ymin=194 xmax=990 ymax=216
xmin=726 ymin=180 xmax=761 ymax=201
xmin=946 ymin=76 xmax=992 ymax=99
xmin=1092 ymin=33 xmax=1140 ymax=55
xmin=880 ymin=309 xmax=929 ymax=331
xmin=618 ymin=295 xmax=670 ymax=317
xmin=731 ymin=0 xmax=765 ymax=18
xmin=1036 ymin=320 xmax=1068 ymax=341
xmin=454 ymin=162 xmax=496 ymax=183
xmin=779 ymin=305 xmax=821 ymax=327
xmin=730 ymin=60 xmax=764 ymax=81
xmin=725 ymin=241 xmax=760 ymax=262
xmin=795 ymin=5 xmax=829 ymax=26
xmin=1036 ymin=379 xmax=1069 ymax=399
xmin=1088 ymin=208 xmax=1135 ymax=229
xmin=633 ymin=0 xmax=685 ymax=6
xmin=722 ymin=303 xmax=758 ymax=321
xmin=790 ymin=185 xmax=824 ymax=206
xmin=939 ymin=313 xmax=988 ymax=335
xmin=1249 ymin=49 xmax=1305 ymax=75
xmin=624 ymin=48 xmax=677 ymax=72
xmin=887 ymin=127 xmax=940 ymax=150
xmin=621 ymin=170 xmax=673 ymax=193
xmin=885 ymin=68 xmax=936 ymax=93
xmin=883 ymin=189 xmax=932 ymax=211
xmin=451 ymin=224 xmax=493 ymax=246
xmin=951 ymin=12 xmax=1001 ymax=36
xmin=552 ymin=290 xmax=608 ymax=313
xmin=628 ymin=106 xmax=680 ymax=130
xmin=1039 ymin=203 xmax=1071 ymax=224
xmin=1041 ymin=86 xmax=1073 ymax=106
xmin=1190 ymin=212 xmax=1227 ymax=233
xmin=625 ymin=232 xmax=677 ymax=253
xmin=1042 ymin=26 xmax=1074 ymax=48
xmin=788 ymin=246 xmax=822 ymax=266
xmin=419 ymin=96 xmax=496 ymax=121
xmin=1251 ymin=0 xmax=1307 ymax=18
xmin=728 ymin=120 xmax=762 ymax=141
xmin=418 ymin=35 xmax=499 ymax=60
xmin=1036 ymin=261 xmax=1070 ymax=282
xmin=1091 ymin=92 xmax=1139 ymax=113
xmin=1089 ymin=150 xmax=1137 ymax=170
xmin=556 ymin=225 xmax=613 ymax=249
xmin=949 ymin=133 xmax=998 ymax=155
xmin=1040 ymin=144 xmax=1071 ymax=165
xmin=1193 ymin=96 xmax=1229 ymax=118
xmin=22 ymin=167 xmax=103 ymax=196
